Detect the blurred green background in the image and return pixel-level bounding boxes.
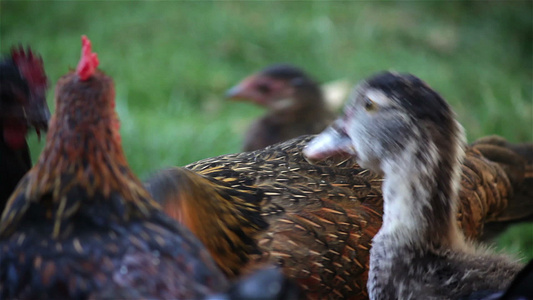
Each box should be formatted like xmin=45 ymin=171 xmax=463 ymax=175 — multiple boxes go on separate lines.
xmin=2 ymin=2 xmax=531 ymax=259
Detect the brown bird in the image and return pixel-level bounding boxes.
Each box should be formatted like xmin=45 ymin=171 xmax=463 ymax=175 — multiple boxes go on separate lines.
xmin=226 ymin=64 xmax=336 ymax=151
xmin=146 ymin=132 xmax=533 ymax=299
xmin=0 ymin=36 xmax=230 ymax=299
xmin=0 ymin=47 xmax=50 ymax=212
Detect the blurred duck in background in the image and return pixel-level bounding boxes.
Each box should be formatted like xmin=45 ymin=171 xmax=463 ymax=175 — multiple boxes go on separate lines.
xmin=226 ymin=64 xmax=340 ymax=151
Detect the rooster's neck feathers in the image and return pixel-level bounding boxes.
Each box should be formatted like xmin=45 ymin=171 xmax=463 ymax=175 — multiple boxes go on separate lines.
xmin=1 ymin=71 xmax=158 ymax=238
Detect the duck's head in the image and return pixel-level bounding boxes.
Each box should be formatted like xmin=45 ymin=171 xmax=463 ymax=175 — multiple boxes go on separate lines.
xmin=226 ymin=64 xmax=321 ymax=110
xmin=304 ymin=72 xmax=463 ymax=175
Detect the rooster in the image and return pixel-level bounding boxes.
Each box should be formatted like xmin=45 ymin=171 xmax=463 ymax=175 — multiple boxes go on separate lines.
xmin=0 ymin=36 xmax=233 ymax=299
xmin=0 ymin=47 xmax=50 ymax=212
xmin=146 ymin=134 xmax=533 ymax=299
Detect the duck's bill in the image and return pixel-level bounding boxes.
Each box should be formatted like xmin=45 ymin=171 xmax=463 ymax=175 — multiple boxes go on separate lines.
xmin=303 ymin=119 xmax=356 ymax=162
xmin=225 ymin=76 xmax=255 ymax=101
xmin=225 ymin=83 xmax=245 ymax=99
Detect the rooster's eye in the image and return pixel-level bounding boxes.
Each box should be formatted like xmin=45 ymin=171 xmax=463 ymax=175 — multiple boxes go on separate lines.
xmin=364 ymin=97 xmax=377 ymax=111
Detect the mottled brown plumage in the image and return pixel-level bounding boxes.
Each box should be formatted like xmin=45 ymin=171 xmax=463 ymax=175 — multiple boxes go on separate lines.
xmin=0 ymin=36 xmax=228 ymax=299
xmin=146 ymin=167 xmax=268 ymax=277
xmin=146 ymin=132 xmax=533 ymax=299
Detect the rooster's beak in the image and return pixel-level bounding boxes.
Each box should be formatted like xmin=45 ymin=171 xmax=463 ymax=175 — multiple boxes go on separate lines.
xmin=27 ymin=90 xmax=51 ymax=133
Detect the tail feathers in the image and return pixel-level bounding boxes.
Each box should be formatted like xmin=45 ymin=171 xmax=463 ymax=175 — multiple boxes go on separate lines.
xmin=145 ymin=167 xmax=268 ymax=277
xmin=468 ymin=136 xmax=533 ymax=241
xmin=473 ymin=135 xmax=533 ymax=163
xmin=206 ymin=267 xmax=301 ymax=300
xmin=471 ymin=136 xmax=533 ymax=223
xmin=472 ymin=136 xmax=532 ymax=187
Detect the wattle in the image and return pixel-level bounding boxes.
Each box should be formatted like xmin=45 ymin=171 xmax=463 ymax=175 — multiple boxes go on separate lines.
xmin=3 ymin=120 xmax=28 ymax=150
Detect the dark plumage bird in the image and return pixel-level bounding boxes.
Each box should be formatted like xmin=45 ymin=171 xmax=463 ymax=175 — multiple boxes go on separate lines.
xmin=146 ymin=132 xmax=533 ymax=299
xmin=0 ymin=47 xmax=50 ymax=212
xmin=226 ymin=64 xmax=335 ymax=151
xmin=304 ymin=72 xmax=525 ymax=299
xmin=0 ymin=36 xmax=230 ymax=299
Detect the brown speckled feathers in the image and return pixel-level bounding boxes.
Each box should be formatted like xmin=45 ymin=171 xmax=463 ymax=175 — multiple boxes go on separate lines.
xmin=146 ymin=134 xmax=533 ymax=299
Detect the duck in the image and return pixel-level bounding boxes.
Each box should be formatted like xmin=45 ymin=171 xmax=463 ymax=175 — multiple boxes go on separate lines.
xmin=226 ymin=64 xmax=336 ymax=151
xmin=145 ymin=133 xmax=533 ymax=299
xmin=303 ymin=71 xmax=525 ymax=299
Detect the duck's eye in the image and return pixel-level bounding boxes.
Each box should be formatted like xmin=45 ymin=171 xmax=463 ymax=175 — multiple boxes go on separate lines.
xmin=364 ymin=97 xmax=376 ymax=111
xmin=256 ymin=83 xmax=271 ymax=95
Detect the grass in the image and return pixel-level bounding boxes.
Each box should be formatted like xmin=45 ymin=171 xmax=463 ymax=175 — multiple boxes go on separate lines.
xmin=1 ymin=1 xmax=532 ymax=260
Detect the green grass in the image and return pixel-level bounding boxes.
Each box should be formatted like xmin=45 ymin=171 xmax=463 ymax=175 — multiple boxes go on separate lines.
xmin=2 ymin=1 xmax=532 ymax=260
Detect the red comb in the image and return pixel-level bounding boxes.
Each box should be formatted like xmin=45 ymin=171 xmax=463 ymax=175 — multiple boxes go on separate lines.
xmin=11 ymin=46 xmax=48 ymax=88
xmin=76 ymin=35 xmax=99 ymax=81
